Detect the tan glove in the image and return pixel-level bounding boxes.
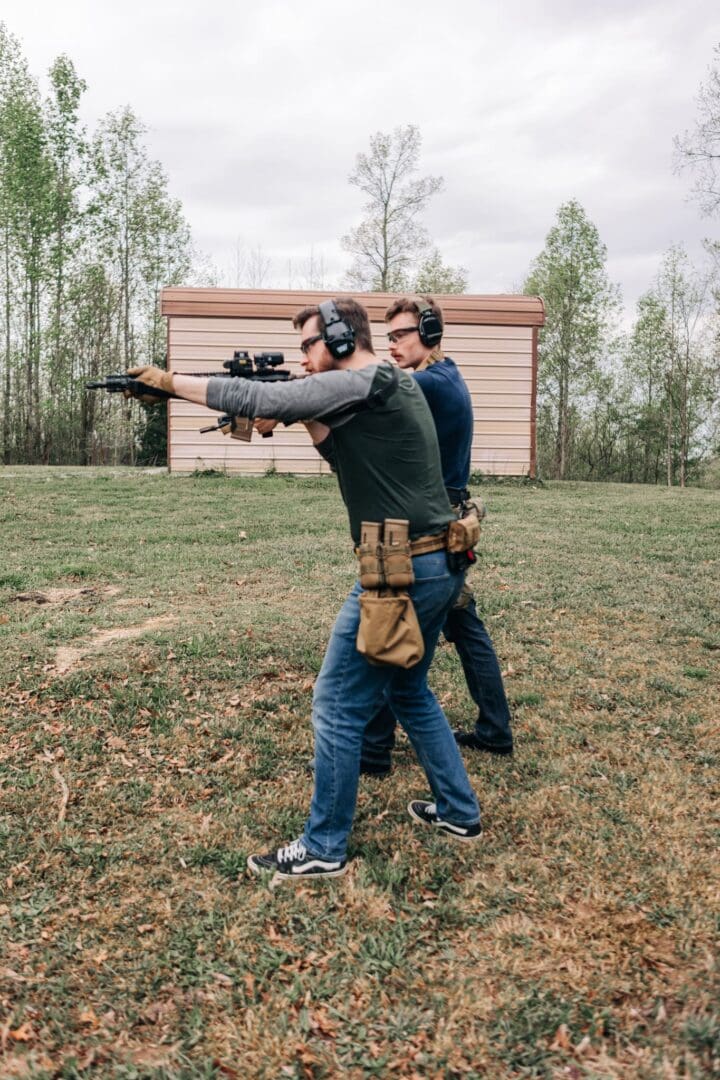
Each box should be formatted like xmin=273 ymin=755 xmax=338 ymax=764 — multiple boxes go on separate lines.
xmin=253 ymin=418 xmax=278 ymax=436
xmin=123 ymin=366 xmax=174 ymax=404
xmin=127 ymin=366 xmax=174 ymax=392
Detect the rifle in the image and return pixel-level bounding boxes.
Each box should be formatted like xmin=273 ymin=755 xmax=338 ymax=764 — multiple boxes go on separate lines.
xmin=86 ymin=351 xmax=294 ymax=437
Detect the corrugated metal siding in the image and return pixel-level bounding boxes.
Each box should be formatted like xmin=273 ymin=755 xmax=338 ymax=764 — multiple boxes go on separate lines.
xmin=163 ymin=291 xmax=541 ymax=477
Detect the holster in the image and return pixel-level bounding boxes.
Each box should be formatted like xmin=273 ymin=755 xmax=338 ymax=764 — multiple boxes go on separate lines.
xmin=445 ymin=500 xmax=483 ymax=573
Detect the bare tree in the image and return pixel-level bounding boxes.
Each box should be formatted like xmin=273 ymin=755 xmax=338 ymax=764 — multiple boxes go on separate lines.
xmin=342 ymin=125 xmax=444 ymax=291
xmin=230 ymin=236 xmax=246 ymax=288
xmin=246 ymin=244 xmax=272 ymax=288
xmin=224 ymin=239 xmax=272 ymax=288
xmin=655 ymin=247 xmax=714 ymax=487
xmin=675 ymin=44 xmax=720 ymax=217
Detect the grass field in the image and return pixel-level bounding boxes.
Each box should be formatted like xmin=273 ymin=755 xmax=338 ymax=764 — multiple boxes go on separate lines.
xmin=0 ymin=467 xmax=718 ymax=1079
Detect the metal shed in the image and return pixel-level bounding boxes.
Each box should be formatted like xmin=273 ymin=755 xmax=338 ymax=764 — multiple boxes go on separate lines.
xmin=160 ymin=288 xmax=545 ymax=477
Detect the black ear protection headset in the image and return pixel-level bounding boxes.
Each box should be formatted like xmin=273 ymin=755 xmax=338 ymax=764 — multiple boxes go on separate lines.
xmin=412 ymin=296 xmax=444 ymax=348
xmin=318 ymin=300 xmax=356 ymax=361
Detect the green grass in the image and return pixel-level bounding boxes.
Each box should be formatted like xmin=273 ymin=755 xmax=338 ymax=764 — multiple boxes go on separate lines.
xmin=0 ymin=467 xmax=718 ymax=1077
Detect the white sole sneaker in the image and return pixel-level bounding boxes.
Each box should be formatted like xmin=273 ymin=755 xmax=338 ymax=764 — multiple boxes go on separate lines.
xmin=407 ymin=800 xmax=483 ymax=842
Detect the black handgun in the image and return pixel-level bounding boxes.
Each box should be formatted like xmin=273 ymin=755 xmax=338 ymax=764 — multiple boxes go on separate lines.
xmin=85 ymin=374 xmax=174 ymax=400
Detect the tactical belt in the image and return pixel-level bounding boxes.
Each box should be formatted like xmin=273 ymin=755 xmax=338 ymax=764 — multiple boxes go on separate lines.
xmin=408 ymin=531 xmax=448 ymax=556
xmin=354 ymin=529 xmax=447 ymax=560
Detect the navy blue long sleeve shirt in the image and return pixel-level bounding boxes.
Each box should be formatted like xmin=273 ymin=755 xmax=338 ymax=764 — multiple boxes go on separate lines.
xmin=414 ymin=358 xmax=473 ymax=493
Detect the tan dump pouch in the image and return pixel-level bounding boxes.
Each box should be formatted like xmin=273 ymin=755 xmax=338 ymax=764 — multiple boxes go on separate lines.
xmin=447 ymin=515 xmax=481 ymax=554
xmin=356 ymin=590 xmax=425 ymax=669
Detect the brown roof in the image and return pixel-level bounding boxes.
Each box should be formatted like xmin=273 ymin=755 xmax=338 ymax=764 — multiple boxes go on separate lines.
xmin=160 ymin=287 xmax=545 ymax=327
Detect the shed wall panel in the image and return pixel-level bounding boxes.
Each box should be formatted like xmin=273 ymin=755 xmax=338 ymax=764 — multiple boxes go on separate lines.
xmin=165 ymin=291 xmax=540 ymax=478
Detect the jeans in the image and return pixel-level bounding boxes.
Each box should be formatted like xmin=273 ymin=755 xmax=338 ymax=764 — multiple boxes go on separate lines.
xmin=361 ymin=583 xmax=513 ymax=770
xmin=443 ymin=590 xmax=513 ymax=748
xmin=302 ymin=550 xmax=481 ymax=861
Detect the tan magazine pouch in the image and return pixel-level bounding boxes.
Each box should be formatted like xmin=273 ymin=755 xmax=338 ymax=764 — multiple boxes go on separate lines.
xmin=356 ymin=590 xmax=425 ymax=669
xmin=217 ymin=416 xmax=254 ymax=441
xmin=357 ymin=521 xmax=385 ymax=589
xmin=381 ymin=518 xmax=414 ymax=589
xmin=357 ymin=519 xmax=415 ymax=590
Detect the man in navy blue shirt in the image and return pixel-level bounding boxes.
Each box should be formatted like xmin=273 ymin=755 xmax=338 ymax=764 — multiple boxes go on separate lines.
xmin=360 ymin=295 xmax=514 ymax=774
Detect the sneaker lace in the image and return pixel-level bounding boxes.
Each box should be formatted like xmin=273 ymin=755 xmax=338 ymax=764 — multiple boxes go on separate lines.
xmin=276 ymin=838 xmax=307 ymax=865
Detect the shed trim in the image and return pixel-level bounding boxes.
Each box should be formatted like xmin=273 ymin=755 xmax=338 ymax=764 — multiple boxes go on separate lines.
xmin=161 ymin=287 xmax=545 ymax=328
xmin=530 ymin=326 xmax=539 ymax=479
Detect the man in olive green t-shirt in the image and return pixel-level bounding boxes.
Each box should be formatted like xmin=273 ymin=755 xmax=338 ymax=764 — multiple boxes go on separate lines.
xmin=125 ymin=297 xmax=482 ymax=883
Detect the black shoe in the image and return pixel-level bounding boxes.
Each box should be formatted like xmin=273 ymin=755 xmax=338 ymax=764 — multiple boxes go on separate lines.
xmin=247 ymin=838 xmax=348 ymax=880
xmin=453 ymin=730 xmax=514 ymax=756
xmin=407 ymin=801 xmax=482 ymax=842
xmin=360 ymin=761 xmax=391 ymax=778
xmin=305 ymin=758 xmax=391 ymax=778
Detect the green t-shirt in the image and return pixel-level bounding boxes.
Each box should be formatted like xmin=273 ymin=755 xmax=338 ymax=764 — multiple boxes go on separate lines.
xmin=207 ymin=361 xmax=453 ymax=545
xmin=316 ymin=366 xmax=453 ymax=544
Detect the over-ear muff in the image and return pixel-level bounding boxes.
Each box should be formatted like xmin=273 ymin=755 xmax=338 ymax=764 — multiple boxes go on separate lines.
xmin=319 ymin=300 xmax=356 ymax=360
xmin=412 ymin=297 xmax=443 ymax=348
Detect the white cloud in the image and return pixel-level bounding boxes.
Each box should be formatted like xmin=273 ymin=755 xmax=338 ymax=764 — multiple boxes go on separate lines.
xmin=1 ymin=0 xmax=717 ymax=308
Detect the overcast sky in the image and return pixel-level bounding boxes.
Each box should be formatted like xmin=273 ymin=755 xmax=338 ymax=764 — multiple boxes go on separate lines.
xmin=2 ymin=0 xmax=719 ymax=317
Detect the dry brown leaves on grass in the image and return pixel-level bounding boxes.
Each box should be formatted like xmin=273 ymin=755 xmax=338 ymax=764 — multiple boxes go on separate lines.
xmin=0 ymin=474 xmax=718 ymax=1077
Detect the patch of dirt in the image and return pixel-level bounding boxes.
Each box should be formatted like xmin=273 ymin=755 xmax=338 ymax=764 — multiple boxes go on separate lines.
xmin=52 ymin=615 xmax=177 ymax=675
xmin=13 ymin=586 xmax=121 ymax=605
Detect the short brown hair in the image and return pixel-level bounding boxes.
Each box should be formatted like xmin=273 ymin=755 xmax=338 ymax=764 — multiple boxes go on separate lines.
xmin=384 ymin=294 xmax=444 ymax=337
xmin=293 ymin=297 xmax=375 ymax=354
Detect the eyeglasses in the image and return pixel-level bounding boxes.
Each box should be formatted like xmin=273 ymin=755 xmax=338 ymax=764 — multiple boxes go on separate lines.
xmin=387 ymin=326 xmax=419 ymax=344
xmin=300 ymin=333 xmax=323 ymax=355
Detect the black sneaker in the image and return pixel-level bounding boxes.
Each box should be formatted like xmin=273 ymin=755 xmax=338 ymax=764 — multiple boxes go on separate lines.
xmin=407 ymin=801 xmax=482 ymax=842
xmin=247 ymin=838 xmax=348 ymax=880
xmin=453 ymin=730 xmax=514 ymax=756
xmin=360 ymin=761 xmax=391 ymax=778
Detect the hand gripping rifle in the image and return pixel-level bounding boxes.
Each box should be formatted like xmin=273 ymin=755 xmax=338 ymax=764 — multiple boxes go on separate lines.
xmin=86 ymin=351 xmax=294 ymax=438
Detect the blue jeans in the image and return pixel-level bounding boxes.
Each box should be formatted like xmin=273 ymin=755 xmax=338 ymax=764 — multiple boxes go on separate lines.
xmin=443 ymin=591 xmax=513 ymax=748
xmin=362 ymin=585 xmax=513 ymax=769
xmin=302 ymin=551 xmax=481 ymax=861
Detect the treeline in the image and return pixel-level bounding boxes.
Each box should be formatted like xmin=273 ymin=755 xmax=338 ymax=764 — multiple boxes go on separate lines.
xmin=2 ymin=24 xmax=718 ymax=482
xmin=525 ymin=201 xmax=719 ymax=486
xmin=0 ymin=25 xmax=191 ymax=465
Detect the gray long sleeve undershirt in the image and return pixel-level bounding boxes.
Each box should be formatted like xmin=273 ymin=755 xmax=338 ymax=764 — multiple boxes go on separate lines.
xmin=206 ymin=365 xmax=385 ymax=427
